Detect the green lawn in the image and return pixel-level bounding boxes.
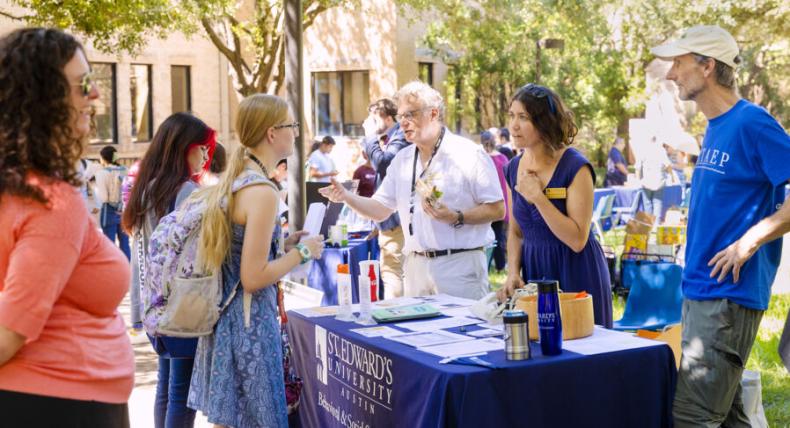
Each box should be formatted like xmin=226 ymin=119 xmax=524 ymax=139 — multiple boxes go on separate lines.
xmin=489 ymin=265 xmax=790 ymax=426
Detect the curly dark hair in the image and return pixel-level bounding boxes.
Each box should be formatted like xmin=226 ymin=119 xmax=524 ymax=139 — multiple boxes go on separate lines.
xmin=0 ymin=28 xmax=85 ymax=204
xmin=511 ymin=84 xmax=578 ymax=152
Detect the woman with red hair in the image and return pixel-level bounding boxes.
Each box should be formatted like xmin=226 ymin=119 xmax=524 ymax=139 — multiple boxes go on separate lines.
xmin=122 ymin=111 xmax=215 ymax=428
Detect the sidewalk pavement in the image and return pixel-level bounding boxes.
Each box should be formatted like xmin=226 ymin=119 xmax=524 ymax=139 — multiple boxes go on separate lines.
xmin=118 ymin=295 xmax=211 ymax=428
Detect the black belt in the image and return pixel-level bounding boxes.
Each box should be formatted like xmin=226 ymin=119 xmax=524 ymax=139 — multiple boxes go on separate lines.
xmin=413 ymin=247 xmax=483 ymax=259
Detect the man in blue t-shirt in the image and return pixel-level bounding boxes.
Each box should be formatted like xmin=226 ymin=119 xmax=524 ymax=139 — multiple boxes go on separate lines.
xmin=652 ymin=25 xmax=790 ymax=427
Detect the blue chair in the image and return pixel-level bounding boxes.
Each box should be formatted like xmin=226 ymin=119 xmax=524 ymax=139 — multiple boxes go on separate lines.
xmin=613 ymin=262 xmax=683 ymax=331
xmin=591 ymin=194 xmax=615 ymax=241
xmin=613 ymin=189 xmax=644 ymax=226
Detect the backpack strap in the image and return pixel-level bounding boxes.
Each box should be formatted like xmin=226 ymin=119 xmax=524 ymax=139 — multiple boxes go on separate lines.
xmin=135 ymin=204 xmax=155 ymax=297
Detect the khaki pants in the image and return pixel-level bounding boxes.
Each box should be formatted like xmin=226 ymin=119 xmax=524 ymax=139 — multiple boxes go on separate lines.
xmin=403 ymin=250 xmax=489 ymax=300
xmin=378 ymin=226 xmax=405 ymax=299
xmin=674 ymin=298 xmax=763 ymax=428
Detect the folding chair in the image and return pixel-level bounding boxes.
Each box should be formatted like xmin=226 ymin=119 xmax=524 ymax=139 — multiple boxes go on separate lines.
xmin=613 ymin=189 xmax=644 ymax=226
xmin=613 ymin=262 xmax=683 ymax=331
xmin=591 ymin=194 xmax=615 ymax=242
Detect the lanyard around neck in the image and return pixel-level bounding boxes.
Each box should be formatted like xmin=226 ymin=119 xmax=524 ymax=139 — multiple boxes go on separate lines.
xmin=410 ymin=127 xmax=446 ymax=195
xmin=248 ymin=153 xmax=269 ymax=178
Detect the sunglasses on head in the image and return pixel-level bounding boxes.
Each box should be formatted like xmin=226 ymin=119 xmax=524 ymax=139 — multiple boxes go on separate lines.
xmin=520 ymin=83 xmax=556 ymax=114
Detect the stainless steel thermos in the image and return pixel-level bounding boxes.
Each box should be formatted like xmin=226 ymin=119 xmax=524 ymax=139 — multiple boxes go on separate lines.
xmin=503 ymin=309 xmax=531 ymax=360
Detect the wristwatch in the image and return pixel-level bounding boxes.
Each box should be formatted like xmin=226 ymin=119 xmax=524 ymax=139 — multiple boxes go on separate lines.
xmin=296 ymin=243 xmax=312 ymax=264
xmin=452 ymin=210 xmax=464 ymax=229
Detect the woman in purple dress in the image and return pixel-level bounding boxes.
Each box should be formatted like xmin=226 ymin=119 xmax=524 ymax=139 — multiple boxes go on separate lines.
xmin=497 ymin=84 xmax=612 ymax=328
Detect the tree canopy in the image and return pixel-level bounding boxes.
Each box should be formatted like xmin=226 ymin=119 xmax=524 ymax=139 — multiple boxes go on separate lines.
xmin=4 ymin=0 xmax=788 ymax=159
xmin=3 ymin=0 xmax=352 ymax=96
xmin=403 ymin=0 xmax=789 ymax=162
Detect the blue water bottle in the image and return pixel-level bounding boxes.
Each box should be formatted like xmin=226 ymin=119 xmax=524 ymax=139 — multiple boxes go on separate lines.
xmin=536 ymin=279 xmax=562 ymax=356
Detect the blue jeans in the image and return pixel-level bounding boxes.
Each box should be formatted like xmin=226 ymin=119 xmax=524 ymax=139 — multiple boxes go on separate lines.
xmin=100 ymin=203 xmax=130 ymax=260
xmin=154 ymin=356 xmax=196 ymax=428
xmin=642 ymin=188 xmax=664 ymax=222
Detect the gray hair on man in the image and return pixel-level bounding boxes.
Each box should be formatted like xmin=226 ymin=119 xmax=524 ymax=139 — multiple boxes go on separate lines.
xmin=394 ymin=80 xmax=445 ymax=121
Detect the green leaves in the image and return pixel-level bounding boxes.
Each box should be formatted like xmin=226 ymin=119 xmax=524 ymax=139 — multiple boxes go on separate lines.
xmin=12 ymin=0 xmax=197 ymax=53
xmin=404 ymin=0 xmax=789 ymax=160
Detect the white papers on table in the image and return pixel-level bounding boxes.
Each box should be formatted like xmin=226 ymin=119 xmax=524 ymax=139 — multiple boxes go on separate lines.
xmin=441 ymin=306 xmax=474 ymax=318
xmin=562 ymin=326 xmax=665 ymax=356
xmin=417 ymin=294 xmax=476 ymax=309
xmin=350 ymin=325 xmax=402 ymax=338
xmin=374 ymin=297 xmax=423 ymax=308
xmin=395 ymin=316 xmax=483 ymax=332
xmin=477 ymin=321 xmax=504 ymax=331
xmin=420 ymin=338 xmax=505 ymax=358
xmin=466 ymin=328 xmax=504 ymax=338
xmin=387 ymin=330 xmax=473 ymax=348
xmin=292 ymin=304 xmax=360 ymax=318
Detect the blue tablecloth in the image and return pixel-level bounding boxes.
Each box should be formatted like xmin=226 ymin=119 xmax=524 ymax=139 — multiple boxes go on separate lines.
xmin=287 ymin=311 xmax=677 ymax=428
xmin=308 ymin=237 xmax=380 ymax=306
xmin=613 ymin=185 xmax=683 ymax=219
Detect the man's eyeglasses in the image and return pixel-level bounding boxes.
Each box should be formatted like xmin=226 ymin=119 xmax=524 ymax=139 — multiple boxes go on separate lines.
xmin=274 ymin=122 xmax=300 ymax=137
xmin=72 ymin=72 xmax=94 ymax=97
xmin=520 ymin=83 xmax=556 ymax=114
xmin=395 ymin=107 xmax=432 ymax=123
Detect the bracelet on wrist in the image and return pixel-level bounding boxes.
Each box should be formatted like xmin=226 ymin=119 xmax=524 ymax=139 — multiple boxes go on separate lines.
xmin=295 ymin=243 xmax=311 ymax=264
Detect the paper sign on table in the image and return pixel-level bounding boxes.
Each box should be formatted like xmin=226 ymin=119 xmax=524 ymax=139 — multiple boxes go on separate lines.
xmin=417 ymin=294 xmax=476 ymax=309
xmin=441 ymin=306 xmax=474 ymax=318
xmin=350 ymin=325 xmax=402 ymax=338
xmin=478 ymin=321 xmax=504 ymax=331
xmin=374 ymin=297 xmax=423 ymax=308
xmin=419 ymin=338 xmax=505 ymax=358
xmin=293 ymin=304 xmax=360 ymax=318
xmin=387 ymin=330 xmax=473 ymax=348
xmin=466 ymin=328 xmax=504 ymax=338
xmin=561 ymin=326 xmax=665 ymax=356
xmin=395 ymin=316 xmax=482 ymax=332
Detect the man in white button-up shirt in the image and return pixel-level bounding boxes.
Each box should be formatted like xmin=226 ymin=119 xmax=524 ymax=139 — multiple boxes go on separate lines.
xmin=321 ymin=81 xmax=504 ymax=299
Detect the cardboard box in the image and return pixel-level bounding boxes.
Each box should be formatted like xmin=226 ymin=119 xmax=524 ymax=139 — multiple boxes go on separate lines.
xmin=626 ymin=211 xmax=655 ymax=235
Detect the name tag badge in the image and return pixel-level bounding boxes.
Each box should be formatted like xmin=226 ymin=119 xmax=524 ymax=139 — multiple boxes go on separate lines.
xmin=544 ymin=187 xmax=567 ymax=199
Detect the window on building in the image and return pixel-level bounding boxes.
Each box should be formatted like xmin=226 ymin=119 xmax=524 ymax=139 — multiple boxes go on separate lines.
xmin=89 ymin=63 xmax=117 ymax=144
xmin=171 ymin=65 xmax=191 ymax=113
xmin=130 ymin=64 xmax=153 ymax=142
xmin=418 ymin=62 xmax=434 ymax=87
xmin=312 ymin=71 xmax=370 ymax=136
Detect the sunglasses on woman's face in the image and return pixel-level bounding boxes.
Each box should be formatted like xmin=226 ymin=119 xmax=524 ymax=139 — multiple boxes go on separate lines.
xmin=73 ymin=72 xmax=94 ymax=97
xmin=520 ymin=83 xmax=556 ymax=114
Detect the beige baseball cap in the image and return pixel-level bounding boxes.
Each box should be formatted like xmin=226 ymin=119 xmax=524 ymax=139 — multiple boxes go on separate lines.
xmin=650 ymin=25 xmax=739 ymax=68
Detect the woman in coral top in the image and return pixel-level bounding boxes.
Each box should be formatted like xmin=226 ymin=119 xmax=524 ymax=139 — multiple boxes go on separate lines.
xmin=0 ymin=28 xmax=134 ymax=426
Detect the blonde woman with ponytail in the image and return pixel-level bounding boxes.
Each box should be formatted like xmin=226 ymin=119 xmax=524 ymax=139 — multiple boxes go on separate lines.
xmin=187 ymin=94 xmax=323 ymax=428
